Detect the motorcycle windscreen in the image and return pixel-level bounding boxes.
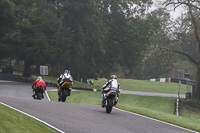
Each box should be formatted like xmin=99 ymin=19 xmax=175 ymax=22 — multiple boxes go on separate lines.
xmin=61 ymin=82 xmax=71 ymax=88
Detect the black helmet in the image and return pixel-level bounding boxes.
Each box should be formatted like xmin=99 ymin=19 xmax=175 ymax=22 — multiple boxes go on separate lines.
xmin=110 ymin=75 xmax=117 ymax=79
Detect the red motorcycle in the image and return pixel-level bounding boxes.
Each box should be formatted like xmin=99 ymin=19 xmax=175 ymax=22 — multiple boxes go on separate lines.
xmin=33 ymin=86 xmax=45 ymax=100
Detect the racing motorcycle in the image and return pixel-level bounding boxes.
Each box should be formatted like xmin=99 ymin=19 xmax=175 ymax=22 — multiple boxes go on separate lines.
xmin=33 ymin=86 xmax=45 ymax=100
xmin=58 ymin=79 xmax=72 ymax=102
xmin=104 ymin=87 xmax=119 ymax=113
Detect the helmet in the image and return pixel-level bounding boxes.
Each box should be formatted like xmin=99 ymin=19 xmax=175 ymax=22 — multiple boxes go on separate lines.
xmin=110 ymin=75 xmax=117 ymax=79
xmin=38 ymin=76 xmax=42 ymax=80
xmin=64 ymin=70 xmax=70 ymax=75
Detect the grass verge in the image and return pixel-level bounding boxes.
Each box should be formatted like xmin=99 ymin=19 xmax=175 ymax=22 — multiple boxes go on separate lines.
xmin=48 ymin=91 xmax=101 ymax=105
xmin=93 ymin=78 xmax=191 ymax=94
xmin=20 ymin=75 xmax=191 ymax=94
xmin=48 ymin=91 xmax=200 ymax=132
xmin=0 ymin=103 xmax=57 ymax=133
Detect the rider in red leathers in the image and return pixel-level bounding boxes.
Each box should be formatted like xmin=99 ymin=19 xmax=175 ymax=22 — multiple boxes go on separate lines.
xmin=32 ymin=76 xmax=46 ymax=97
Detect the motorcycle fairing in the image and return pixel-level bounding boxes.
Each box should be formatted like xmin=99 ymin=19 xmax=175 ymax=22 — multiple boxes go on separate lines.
xmin=61 ymin=82 xmax=71 ymax=88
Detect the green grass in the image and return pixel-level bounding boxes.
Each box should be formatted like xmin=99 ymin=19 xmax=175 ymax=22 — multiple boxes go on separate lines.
xmin=181 ymin=100 xmax=200 ymax=121
xmin=93 ymin=78 xmax=191 ymax=94
xmin=20 ymin=75 xmax=191 ymax=94
xmin=48 ymin=91 xmax=101 ymax=105
xmin=0 ymin=104 xmax=57 ymax=133
xmin=47 ymin=91 xmax=200 ymax=132
xmin=116 ymin=94 xmax=200 ymax=132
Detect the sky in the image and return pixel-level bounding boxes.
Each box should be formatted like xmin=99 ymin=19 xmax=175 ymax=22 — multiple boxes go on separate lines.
xmin=151 ymin=0 xmax=186 ymax=20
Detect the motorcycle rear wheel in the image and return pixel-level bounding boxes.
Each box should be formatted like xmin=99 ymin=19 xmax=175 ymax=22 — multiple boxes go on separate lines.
xmin=37 ymin=93 xmax=42 ymax=100
xmin=106 ymin=99 xmax=113 ymax=113
xmin=61 ymin=89 xmax=68 ymax=102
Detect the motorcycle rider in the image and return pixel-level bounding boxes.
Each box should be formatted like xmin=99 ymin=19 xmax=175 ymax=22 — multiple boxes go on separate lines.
xmin=32 ymin=76 xmax=47 ymax=98
xmin=57 ymin=70 xmax=73 ymax=101
xmin=101 ymin=75 xmax=120 ymax=108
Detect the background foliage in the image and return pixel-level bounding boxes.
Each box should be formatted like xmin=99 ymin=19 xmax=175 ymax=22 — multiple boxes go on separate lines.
xmin=0 ymin=0 xmax=160 ymax=81
xmin=0 ymin=0 xmax=199 ymax=85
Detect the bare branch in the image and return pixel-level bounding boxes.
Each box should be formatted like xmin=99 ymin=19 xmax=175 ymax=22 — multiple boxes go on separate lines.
xmin=155 ymin=45 xmax=198 ymax=65
xmin=164 ymin=0 xmax=200 ymax=10
xmin=178 ymin=1 xmax=200 ymax=10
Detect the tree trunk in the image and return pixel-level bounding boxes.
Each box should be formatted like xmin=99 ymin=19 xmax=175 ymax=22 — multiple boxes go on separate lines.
xmin=194 ymin=65 xmax=200 ymax=100
xmin=23 ymin=61 xmax=31 ymax=77
xmin=35 ymin=64 xmax=40 ymax=75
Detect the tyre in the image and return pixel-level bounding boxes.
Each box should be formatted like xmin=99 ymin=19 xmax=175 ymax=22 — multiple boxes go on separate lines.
xmin=61 ymin=89 xmax=68 ymax=102
xmin=37 ymin=93 xmax=42 ymax=100
xmin=106 ymin=99 xmax=113 ymax=113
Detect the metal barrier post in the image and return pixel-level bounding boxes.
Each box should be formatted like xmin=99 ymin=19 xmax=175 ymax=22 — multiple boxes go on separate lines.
xmin=176 ymin=80 xmax=181 ymax=116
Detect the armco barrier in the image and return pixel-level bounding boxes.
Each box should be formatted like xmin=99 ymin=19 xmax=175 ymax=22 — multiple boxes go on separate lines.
xmin=170 ymin=78 xmax=196 ymax=85
xmin=0 ymin=73 xmax=35 ymax=83
xmin=0 ymin=73 xmax=57 ymax=87
xmin=149 ymin=77 xmax=195 ymax=85
xmin=149 ymin=77 xmax=196 ymax=98
xmin=0 ymin=73 xmax=100 ymax=91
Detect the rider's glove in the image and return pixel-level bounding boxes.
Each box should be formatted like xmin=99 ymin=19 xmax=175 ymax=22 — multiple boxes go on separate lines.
xmin=118 ymin=89 xmax=121 ymax=93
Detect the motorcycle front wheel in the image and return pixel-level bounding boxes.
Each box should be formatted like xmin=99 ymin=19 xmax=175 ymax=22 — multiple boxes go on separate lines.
xmin=106 ymin=99 xmax=113 ymax=113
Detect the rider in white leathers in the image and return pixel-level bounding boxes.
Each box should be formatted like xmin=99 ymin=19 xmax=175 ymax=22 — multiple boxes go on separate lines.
xmin=101 ymin=75 xmax=120 ymax=108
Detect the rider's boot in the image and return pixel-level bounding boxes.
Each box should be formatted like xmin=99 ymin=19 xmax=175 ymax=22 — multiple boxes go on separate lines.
xmin=58 ymin=90 xmax=61 ymax=102
xmin=32 ymin=89 xmax=35 ymax=98
xmin=68 ymin=88 xmax=72 ymax=96
xmin=101 ymin=94 xmax=106 ymax=108
xmin=114 ymin=96 xmax=119 ymax=106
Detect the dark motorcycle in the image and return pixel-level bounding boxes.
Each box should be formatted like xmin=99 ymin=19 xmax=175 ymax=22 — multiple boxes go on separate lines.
xmin=104 ymin=87 xmax=119 ymax=113
xmin=59 ymin=80 xmax=72 ymax=102
xmin=33 ymin=86 xmax=44 ymax=100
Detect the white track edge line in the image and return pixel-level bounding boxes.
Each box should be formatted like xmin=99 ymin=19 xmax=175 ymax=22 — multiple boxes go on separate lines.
xmin=113 ymin=107 xmax=199 ymax=133
xmin=45 ymin=90 xmax=198 ymax=133
xmin=45 ymin=91 xmax=51 ymax=101
xmin=0 ymin=102 xmax=65 ymax=133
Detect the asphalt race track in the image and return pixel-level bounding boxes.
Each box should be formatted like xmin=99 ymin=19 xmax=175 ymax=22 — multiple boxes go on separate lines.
xmin=0 ymin=82 xmax=197 ymax=133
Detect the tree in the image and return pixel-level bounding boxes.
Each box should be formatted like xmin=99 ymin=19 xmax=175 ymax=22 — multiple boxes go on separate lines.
xmin=162 ymin=0 xmax=200 ymax=100
xmin=133 ymin=8 xmax=174 ymax=80
xmin=0 ymin=0 xmax=16 ymax=60
xmin=99 ymin=0 xmax=159 ymax=78
xmin=0 ymin=0 xmax=161 ymax=82
xmin=12 ymin=0 xmax=62 ymax=77
xmin=58 ymin=0 xmax=107 ymax=81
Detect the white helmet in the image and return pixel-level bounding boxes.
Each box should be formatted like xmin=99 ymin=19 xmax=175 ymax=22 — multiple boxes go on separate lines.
xmin=110 ymin=75 xmax=117 ymax=79
xmin=38 ymin=76 xmax=42 ymax=80
xmin=65 ymin=70 xmax=70 ymax=75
